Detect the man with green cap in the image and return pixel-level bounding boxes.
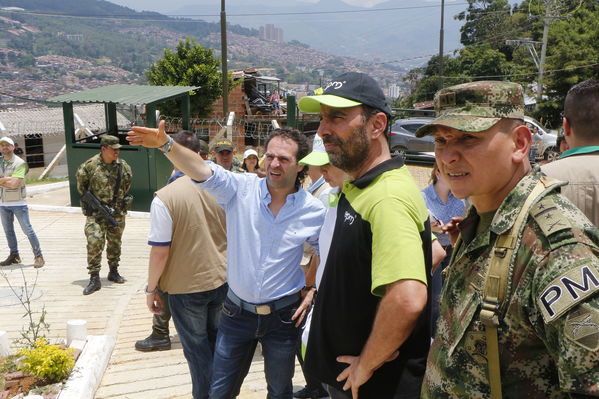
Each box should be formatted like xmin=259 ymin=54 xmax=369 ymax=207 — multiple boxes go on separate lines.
xmin=416 ymin=81 xmax=599 ymax=398
xmin=298 ymin=72 xmax=434 ymax=399
xmin=76 ymin=134 xmax=133 ymax=295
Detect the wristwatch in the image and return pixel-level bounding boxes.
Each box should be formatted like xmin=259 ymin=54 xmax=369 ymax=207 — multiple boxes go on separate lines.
xmin=144 ymin=285 xmax=158 ymax=295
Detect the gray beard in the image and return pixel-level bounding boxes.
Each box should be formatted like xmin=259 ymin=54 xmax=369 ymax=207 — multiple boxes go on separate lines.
xmin=327 ymin=123 xmax=370 ymax=174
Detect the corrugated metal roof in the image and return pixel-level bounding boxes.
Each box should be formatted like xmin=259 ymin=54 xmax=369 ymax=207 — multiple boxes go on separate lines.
xmin=48 ymin=85 xmax=200 ymax=105
xmin=0 ymin=104 xmax=130 ymax=137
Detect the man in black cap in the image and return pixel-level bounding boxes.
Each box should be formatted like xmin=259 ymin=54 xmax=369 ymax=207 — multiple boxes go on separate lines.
xmin=298 ymin=73 xmax=434 ymax=399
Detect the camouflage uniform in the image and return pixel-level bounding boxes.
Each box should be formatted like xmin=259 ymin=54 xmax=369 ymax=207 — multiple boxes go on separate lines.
xmin=417 ymin=81 xmax=599 ymax=398
xmin=76 ymin=152 xmax=132 ymax=274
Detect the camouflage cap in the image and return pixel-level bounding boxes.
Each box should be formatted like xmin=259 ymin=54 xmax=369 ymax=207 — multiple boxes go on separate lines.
xmin=214 ymin=139 xmax=233 ymax=153
xmin=415 ymin=81 xmax=525 ymax=137
xmin=100 ymin=135 xmax=121 ymax=149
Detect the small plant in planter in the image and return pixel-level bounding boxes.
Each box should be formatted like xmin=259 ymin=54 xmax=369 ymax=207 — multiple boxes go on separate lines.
xmin=1 ymin=269 xmax=76 ymax=398
xmin=18 ymin=338 xmax=75 ymax=383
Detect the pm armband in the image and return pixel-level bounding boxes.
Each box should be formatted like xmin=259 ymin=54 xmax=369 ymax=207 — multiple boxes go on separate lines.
xmin=537 ymin=262 xmax=599 ymax=324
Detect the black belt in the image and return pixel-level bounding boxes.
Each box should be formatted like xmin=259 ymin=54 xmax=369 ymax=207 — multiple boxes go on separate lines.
xmin=227 ymin=289 xmax=300 ymax=315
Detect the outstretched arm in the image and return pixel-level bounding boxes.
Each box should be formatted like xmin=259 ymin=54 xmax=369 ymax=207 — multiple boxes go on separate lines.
xmin=127 ymin=120 xmax=213 ymax=182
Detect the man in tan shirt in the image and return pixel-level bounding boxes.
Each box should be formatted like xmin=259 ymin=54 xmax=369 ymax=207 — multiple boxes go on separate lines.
xmin=542 ymin=79 xmax=599 ymax=226
xmin=144 ymin=130 xmax=228 ymax=399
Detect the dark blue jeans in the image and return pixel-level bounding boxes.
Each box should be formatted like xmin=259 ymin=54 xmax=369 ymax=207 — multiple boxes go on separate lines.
xmin=169 ymin=283 xmax=228 ymax=399
xmin=209 ymin=295 xmax=301 ymax=399
xmin=0 ymin=205 xmax=42 ymax=257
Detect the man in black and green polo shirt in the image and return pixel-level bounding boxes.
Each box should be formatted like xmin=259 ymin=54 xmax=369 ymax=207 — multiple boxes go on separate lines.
xmin=298 ymin=73 xmax=433 ymax=399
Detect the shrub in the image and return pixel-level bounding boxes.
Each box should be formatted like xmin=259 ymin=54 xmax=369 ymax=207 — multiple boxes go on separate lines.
xmin=17 ymin=338 xmax=75 ymax=383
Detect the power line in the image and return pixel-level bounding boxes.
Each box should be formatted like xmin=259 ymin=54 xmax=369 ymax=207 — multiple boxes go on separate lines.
xmin=440 ymin=61 xmax=599 ymax=79
xmin=172 ymin=3 xmax=470 ymax=17
xmin=0 ymin=3 xmax=522 ymax=21
xmin=358 ymin=28 xmax=525 ymax=67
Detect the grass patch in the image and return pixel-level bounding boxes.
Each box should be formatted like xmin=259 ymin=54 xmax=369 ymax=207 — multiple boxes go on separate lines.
xmin=25 ymin=176 xmax=68 ymax=186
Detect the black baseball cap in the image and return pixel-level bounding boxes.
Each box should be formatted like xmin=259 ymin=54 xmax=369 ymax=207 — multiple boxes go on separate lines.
xmin=298 ymin=72 xmax=392 ymax=116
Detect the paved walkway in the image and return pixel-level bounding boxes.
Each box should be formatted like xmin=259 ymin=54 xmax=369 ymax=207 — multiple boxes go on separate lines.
xmin=1 ymin=163 xmax=432 ymax=398
xmin=0 ymin=186 xmax=306 ymax=399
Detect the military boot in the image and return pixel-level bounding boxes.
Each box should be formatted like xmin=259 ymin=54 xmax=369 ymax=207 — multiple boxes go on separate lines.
xmin=107 ymin=267 xmax=125 ymax=284
xmin=135 ymin=333 xmax=171 ymax=352
xmin=0 ymin=253 xmax=21 ymax=266
xmin=83 ymin=273 xmax=101 ymax=295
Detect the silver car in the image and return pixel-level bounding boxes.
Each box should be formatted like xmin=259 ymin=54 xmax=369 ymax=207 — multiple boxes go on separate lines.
xmin=388 ymin=117 xmax=435 ymax=154
xmin=524 ymin=116 xmax=559 ymax=162
xmin=388 ymin=116 xmax=558 ymax=162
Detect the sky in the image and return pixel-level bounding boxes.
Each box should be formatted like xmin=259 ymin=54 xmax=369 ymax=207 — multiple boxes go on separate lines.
xmin=109 ymin=0 xmax=392 ymax=13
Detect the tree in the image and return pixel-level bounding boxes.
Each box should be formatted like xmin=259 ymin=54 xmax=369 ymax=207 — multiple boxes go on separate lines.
xmin=456 ymin=0 xmax=517 ymax=54
xmin=146 ymin=37 xmax=231 ymax=117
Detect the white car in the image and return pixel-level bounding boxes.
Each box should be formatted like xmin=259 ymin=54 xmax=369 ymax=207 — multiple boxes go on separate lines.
xmin=525 ymin=116 xmax=559 ymax=162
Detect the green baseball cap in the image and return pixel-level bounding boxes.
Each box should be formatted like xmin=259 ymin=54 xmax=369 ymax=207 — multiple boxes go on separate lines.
xmin=100 ymin=135 xmax=121 ymax=149
xmin=299 ymin=135 xmax=329 ymax=166
xmin=415 ymin=81 xmax=525 ymax=137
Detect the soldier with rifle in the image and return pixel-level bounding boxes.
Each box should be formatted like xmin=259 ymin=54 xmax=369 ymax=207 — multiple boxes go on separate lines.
xmin=76 ymin=135 xmax=133 ymax=295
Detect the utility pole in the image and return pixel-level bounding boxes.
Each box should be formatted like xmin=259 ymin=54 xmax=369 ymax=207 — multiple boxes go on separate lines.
xmin=220 ymin=0 xmax=229 ymax=117
xmin=537 ymin=1 xmax=553 ymax=104
xmin=506 ymin=0 xmax=563 ymax=108
xmin=438 ymin=0 xmax=445 ymax=90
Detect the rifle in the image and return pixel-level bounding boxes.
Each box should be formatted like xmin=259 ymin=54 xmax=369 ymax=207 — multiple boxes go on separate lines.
xmin=80 ymin=191 xmax=120 ymax=227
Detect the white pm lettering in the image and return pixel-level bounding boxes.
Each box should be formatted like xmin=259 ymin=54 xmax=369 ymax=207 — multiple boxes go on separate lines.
xmin=324 ymin=80 xmax=345 ymax=91
xmin=344 ymin=211 xmax=355 ymax=225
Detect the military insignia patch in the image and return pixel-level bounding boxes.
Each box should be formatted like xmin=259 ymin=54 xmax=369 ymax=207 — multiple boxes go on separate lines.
xmin=537 ymin=263 xmax=599 ymax=323
xmin=531 ymin=198 xmax=571 ymax=237
xmin=564 ymin=304 xmax=599 ymax=351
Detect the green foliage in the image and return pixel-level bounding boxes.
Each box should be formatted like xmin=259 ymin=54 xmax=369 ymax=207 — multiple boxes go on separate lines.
xmin=0 ymin=356 xmax=18 ymax=391
xmin=0 ymin=0 xmax=255 ymax=77
xmin=401 ymin=0 xmax=599 ymax=127
xmin=17 ymin=338 xmax=75 ymax=383
xmin=146 ymin=37 xmax=232 ymax=117
xmin=286 ymin=71 xmax=319 ymax=85
xmin=456 ymin=0 xmax=519 ymax=53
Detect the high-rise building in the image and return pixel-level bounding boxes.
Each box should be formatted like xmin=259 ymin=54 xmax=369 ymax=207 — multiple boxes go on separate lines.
xmin=275 ymin=27 xmax=283 ymax=43
xmin=388 ymin=84 xmax=401 ymax=99
xmin=259 ymin=24 xmax=284 ymax=43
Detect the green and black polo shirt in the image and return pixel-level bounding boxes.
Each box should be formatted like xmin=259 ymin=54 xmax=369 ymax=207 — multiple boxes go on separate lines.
xmin=305 ymin=156 xmax=433 ymax=398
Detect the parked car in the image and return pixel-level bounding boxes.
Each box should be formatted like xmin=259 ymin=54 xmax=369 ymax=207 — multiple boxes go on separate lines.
xmin=388 ymin=117 xmax=435 ymax=154
xmin=524 ymin=116 xmax=559 ymax=162
xmin=388 ymin=115 xmax=558 ymax=163
xmin=387 ymin=117 xmax=435 ymax=165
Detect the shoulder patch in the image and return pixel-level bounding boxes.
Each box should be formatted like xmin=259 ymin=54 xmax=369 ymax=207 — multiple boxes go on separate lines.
xmin=537 ymin=262 xmax=599 ymax=323
xmin=531 ymin=197 xmax=571 ymax=237
xmin=564 ymin=303 xmax=599 ymax=351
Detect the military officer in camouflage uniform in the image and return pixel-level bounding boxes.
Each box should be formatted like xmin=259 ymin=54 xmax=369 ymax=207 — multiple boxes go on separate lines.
xmin=76 ymin=135 xmax=133 ymax=295
xmin=211 ymin=139 xmax=244 ymax=172
xmin=416 ymin=81 xmax=599 ymax=398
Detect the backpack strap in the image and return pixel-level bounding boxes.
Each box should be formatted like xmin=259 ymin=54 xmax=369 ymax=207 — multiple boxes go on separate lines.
xmin=480 ymin=178 xmax=550 ymax=399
